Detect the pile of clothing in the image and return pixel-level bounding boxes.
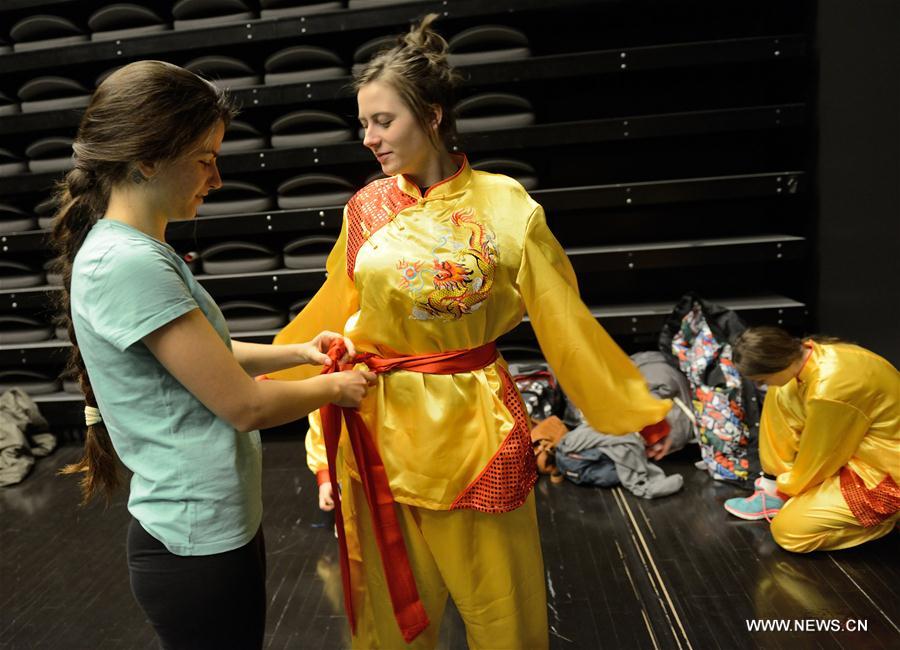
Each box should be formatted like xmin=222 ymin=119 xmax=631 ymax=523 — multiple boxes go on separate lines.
xmin=509 ymin=355 xmax=685 ymax=499
xmin=507 ymin=293 xmax=764 ymax=496
xmin=0 ymin=388 xmax=56 ymax=487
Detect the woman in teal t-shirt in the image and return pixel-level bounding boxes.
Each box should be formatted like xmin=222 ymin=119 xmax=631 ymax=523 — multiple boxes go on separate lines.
xmin=51 ymin=61 xmax=374 ymax=650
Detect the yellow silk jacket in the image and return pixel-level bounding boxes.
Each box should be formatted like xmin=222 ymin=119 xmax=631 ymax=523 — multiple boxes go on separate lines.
xmin=269 ymin=156 xmax=670 ymax=510
xmin=761 ymin=341 xmax=900 ymax=497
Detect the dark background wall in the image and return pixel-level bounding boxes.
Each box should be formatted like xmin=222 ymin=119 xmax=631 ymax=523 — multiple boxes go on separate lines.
xmin=815 ymin=0 xmax=900 ymax=364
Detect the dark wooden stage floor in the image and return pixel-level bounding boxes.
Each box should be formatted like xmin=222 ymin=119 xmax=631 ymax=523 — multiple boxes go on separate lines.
xmin=2 ymin=435 xmax=897 ymax=649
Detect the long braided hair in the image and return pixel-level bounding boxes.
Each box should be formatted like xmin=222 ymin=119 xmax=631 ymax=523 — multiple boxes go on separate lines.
xmin=52 ymin=60 xmax=236 ymax=504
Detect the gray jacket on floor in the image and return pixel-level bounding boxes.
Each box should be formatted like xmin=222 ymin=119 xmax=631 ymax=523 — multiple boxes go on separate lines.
xmin=557 ymin=424 xmax=683 ymax=498
xmin=0 ymin=388 xmax=56 ymax=487
xmin=631 ymin=351 xmax=696 ymax=454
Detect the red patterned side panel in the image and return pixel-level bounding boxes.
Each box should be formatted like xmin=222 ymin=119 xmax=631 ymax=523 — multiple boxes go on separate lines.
xmin=346 ymin=178 xmax=418 ymax=279
xmin=451 ymin=368 xmax=538 ymax=513
xmin=840 ymin=466 xmax=900 ymax=528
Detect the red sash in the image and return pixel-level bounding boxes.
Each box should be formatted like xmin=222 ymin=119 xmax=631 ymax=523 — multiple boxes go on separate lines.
xmin=319 ymin=340 xmax=501 ymax=643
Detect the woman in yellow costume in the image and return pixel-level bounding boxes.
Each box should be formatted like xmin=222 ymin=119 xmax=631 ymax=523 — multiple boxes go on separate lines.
xmin=725 ymin=326 xmax=899 ymax=553
xmin=267 ymin=14 xmax=672 ymax=649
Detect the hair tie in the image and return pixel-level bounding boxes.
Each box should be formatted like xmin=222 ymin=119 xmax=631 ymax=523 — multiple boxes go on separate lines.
xmin=84 ymin=405 xmax=103 ymax=427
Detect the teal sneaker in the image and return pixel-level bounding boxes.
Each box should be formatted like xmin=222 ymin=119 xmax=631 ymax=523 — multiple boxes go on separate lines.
xmin=724 ymin=482 xmax=786 ymax=522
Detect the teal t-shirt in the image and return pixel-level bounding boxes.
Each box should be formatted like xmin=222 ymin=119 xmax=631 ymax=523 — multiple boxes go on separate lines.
xmin=71 ymin=219 xmax=262 ymax=556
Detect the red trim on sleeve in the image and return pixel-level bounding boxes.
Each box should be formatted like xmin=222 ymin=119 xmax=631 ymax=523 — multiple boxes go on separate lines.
xmin=640 ymin=419 xmax=671 ymax=445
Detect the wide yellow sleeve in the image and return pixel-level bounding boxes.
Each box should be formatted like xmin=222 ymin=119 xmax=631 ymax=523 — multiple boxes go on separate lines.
xmin=305 ymin=410 xmax=327 ymax=476
xmin=759 ymin=388 xmax=802 ymax=476
xmin=269 ymin=208 xmax=359 ymax=380
xmin=269 ymin=209 xmax=358 ymax=476
xmin=776 ymin=398 xmax=871 ymax=496
xmin=515 ymin=205 xmax=671 ymax=434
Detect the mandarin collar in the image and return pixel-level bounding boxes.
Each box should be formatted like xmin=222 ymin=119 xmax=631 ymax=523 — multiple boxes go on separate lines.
xmin=396 ymin=153 xmax=471 ymax=200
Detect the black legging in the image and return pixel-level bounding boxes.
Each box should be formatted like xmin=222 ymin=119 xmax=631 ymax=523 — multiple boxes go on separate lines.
xmin=127 ymin=518 xmax=266 ymax=650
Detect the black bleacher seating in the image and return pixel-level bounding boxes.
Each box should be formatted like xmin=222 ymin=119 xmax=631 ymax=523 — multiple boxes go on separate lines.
xmin=0 ymin=0 xmax=812 ymax=425
xmin=260 ymin=1 xmax=343 ymax=20
xmin=87 ymin=3 xmax=168 ymax=42
xmin=447 ymin=25 xmax=530 ymax=66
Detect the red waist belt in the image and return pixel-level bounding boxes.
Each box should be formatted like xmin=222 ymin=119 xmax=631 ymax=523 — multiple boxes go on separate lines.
xmin=319 ymin=340 xmax=536 ymax=643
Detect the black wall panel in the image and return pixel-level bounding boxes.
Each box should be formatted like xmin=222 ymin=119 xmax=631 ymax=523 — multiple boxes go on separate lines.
xmin=815 ymin=0 xmax=900 ymax=364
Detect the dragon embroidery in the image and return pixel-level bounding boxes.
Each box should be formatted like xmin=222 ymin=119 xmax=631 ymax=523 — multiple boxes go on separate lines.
xmin=398 ymin=207 xmax=498 ymax=321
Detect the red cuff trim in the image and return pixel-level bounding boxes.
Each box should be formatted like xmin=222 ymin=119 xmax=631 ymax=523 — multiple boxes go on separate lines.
xmin=640 ymin=419 xmax=670 ymax=445
xmin=316 ymin=469 xmax=331 ymax=486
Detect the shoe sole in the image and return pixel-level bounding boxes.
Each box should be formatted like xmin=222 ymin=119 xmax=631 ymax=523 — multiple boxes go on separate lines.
xmin=724 ymin=502 xmax=778 ymax=521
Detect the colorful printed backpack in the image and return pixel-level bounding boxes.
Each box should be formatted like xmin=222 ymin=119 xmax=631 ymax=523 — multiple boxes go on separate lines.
xmin=659 ymin=294 xmax=762 ymax=488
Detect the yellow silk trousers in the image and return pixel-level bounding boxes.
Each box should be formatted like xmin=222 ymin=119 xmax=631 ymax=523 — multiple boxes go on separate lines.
xmin=769 ymin=473 xmax=898 ymax=553
xmin=763 ymin=427 xmax=898 ymax=553
xmin=344 ymin=477 xmax=549 ymax=650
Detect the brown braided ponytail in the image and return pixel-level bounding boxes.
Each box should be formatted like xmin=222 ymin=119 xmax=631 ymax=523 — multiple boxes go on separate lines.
xmin=52 ymin=60 xmax=236 ymax=505
xmin=354 ymin=13 xmax=462 ymax=149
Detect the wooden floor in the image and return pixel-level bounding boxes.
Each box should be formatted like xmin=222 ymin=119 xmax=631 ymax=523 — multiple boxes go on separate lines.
xmin=2 ymin=436 xmax=897 ymax=650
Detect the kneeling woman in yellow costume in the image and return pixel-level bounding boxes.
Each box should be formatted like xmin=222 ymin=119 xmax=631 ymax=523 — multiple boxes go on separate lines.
xmin=267 ymin=15 xmax=671 ymax=649
xmin=730 ymin=327 xmax=899 ymax=553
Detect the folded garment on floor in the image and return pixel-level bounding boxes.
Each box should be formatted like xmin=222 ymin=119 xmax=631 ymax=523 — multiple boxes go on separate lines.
xmin=555 ymin=445 xmax=619 ymax=488
xmin=557 ymin=424 xmax=683 ymax=498
xmin=0 ymin=387 xmax=56 ymax=487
